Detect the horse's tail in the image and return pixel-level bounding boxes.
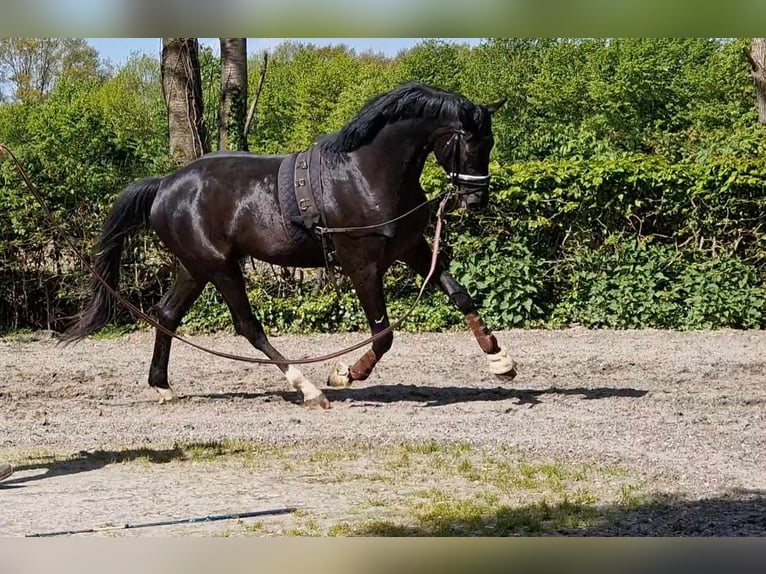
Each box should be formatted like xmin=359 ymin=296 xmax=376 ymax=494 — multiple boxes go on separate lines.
xmin=62 ymin=177 xmax=163 ymax=342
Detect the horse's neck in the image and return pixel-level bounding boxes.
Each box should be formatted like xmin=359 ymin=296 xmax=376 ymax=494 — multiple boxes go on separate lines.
xmin=362 ymin=118 xmax=447 ymax=183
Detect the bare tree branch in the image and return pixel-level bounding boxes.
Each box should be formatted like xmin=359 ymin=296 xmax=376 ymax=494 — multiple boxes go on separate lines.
xmin=244 ymin=51 xmax=269 ymax=140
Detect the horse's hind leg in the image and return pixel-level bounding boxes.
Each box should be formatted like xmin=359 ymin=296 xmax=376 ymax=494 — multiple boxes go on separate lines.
xmin=212 ymin=262 xmax=330 ymax=409
xmin=148 ymin=265 xmax=206 ymax=403
xmin=399 ymin=239 xmax=517 ymax=378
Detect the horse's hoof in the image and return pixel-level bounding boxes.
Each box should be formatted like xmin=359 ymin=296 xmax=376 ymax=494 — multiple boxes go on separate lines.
xmin=303 ymin=392 xmax=332 ymax=410
xmin=487 ymin=348 xmax=517 ymax=379
xmin=327 ymin=363 xmax=352 ymax=387
xmin=155 ymin=386 xmax=177 ymax=404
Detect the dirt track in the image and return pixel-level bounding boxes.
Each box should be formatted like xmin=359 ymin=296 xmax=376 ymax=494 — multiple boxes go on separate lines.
xmin=1 ymin=328 xmax=765 ymax=536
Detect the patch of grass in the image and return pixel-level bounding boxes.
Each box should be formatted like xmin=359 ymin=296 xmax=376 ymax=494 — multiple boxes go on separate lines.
xmin=401 ymin=440 xmax=443 ymax=455
xmin=308 ymin=447 xmax=360 ymax=464
xmin=539 ymin=463 xmax=566 ymax=482
xmin=447 ymin=442 xmax=472 ymax=456
xmin=313 ymin=470 xmax=370 ymax=484
xmin=285 ymin=518 xmax=322 ymax=537
xmin=184 ymin=439 xmax=289 ymax=463
xmin=478 ymin=491 xmax=500 ymax=506
xmin=351 ymin=520 xmax=419 ymax=536
xmin=618 ymin=483 xmax=647 ymax=508
xmin=327 ymin=522 xmax=354 ymax=536
xmin=365 ymin=474 xmax=393 ymax=483
xmin=282 ymin=509 xmax=323 ymax=537
xmin=384 ymin=451 xmax=412 ymax=474
xmin=426 ymin=453 xmax=452 ymax=472
xmin=9 ymin=438 xmax=653 ymax=539
xmin=411 ymin=497 xmax=521 ymax=535
xmin=457 ymin=459 xmax=481 ymax=482
xmin=359 ymin=494 xmax=389 ymax=508
xmin=479 ymin=459 xmax=538 ymax=491
xmin=413 ymin=488 xmax=451 ymax=502
xmin=571 ymin=463 xmax=594 ymax=481
xmin=244 ymin=521 xmax=265 ymax=533
xmin=572 ymin=488 xmax=599 ymax=505
xmin=0 ymin=328 xmax=41 ymax=343
xmin=384 ymin=495 xmax=602 ymax=536
xmin=474 ymin=457 xmax=603 ymax=496
xmin=604 ymin=464 xmax=629 ymax=478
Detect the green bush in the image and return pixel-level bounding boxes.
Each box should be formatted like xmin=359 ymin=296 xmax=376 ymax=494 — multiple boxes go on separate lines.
xmin=552 ymin=239 xmax=766 ymax=330
xmin=677 ymin=253 xmax=766 ymax=329
xmin=449 ymin=235 xmax=547 ymax=328
xmin=552 ymin=240 xmax=684 ymax=329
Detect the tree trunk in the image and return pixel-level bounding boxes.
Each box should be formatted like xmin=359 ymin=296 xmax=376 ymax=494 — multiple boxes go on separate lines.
xmin=160 ymin=38 xmax=210 ymax=164
xmin=745 ymin=38 xmax=766 ymax=125
xmin=219 ymin=38 xmax=248 ymax=151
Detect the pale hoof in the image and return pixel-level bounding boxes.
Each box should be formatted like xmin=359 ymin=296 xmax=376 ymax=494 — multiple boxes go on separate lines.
xmin=155 ymin=386 xmax=177 ymax=404
xmin=487 ymin=348 xmax=517 ymax=379
xmin=303 ymin=392 xmax=332 ymax=410
xmin=327 ymin=363 xmax=352 ymax=388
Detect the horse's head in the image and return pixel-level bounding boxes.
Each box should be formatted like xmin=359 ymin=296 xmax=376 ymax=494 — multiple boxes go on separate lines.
xmin=433 ymin=98 xmax=507 ymax=210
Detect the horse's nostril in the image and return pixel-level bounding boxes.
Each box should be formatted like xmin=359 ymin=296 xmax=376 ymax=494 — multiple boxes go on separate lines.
xmin=466 ymin=197 xmax=482 ymax=208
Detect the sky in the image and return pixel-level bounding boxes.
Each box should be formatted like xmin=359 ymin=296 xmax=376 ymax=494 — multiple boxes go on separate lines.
xmin=86 ymin=38 xmax=482 ymax=64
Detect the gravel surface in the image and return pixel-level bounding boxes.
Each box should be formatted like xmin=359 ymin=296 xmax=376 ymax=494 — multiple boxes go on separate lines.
xmin=1 ymin=328 xmax=764 ymax=536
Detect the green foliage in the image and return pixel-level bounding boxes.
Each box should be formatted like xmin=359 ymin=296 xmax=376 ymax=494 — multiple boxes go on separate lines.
xmin=3 ymin=38 xmax=766 ymax=334
xmin=677 ymin=253 xmax=766 ymax=329
xmin=553 ymin=240 xmax=684 ymax=329
xmin=251 ymin=43 xmax=377 ymax=153
xmin=553 ymin=240 xmax=766 ymax=330
xmin=395 ymin=39 xmax=470 ymax=93
xmin=0 ymin=38 xmax=104 ymax=101
xmin=182 ymin=280 xmax=365 ymax=335
xmin=0 ymin=57 xmax=169 ymax=329
xmin=199 ymin=45 xmax=222 ymax=150
xmin=450 ymin=236 xmax=546 ymax=328
xmin=182 ymin=273 xmax=463 ymax=335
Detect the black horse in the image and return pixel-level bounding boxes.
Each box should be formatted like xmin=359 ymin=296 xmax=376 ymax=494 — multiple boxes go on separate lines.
xmin=65 ymin=82 xmax=517 ymax=408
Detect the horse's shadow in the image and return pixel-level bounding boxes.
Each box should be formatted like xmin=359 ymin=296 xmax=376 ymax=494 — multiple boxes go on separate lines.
xmin=193 ymin=384 xmax=648 ymax=408
xmin=0 ymin=446 xmax=188 ymax=489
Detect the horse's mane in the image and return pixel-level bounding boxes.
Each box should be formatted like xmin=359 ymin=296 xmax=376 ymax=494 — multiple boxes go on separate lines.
xmin=319 ymin=82 xmax=473 ymax=153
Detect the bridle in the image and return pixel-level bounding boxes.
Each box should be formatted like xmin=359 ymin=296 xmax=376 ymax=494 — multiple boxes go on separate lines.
xmin=442 ymin=128 xmax=491 ymax=193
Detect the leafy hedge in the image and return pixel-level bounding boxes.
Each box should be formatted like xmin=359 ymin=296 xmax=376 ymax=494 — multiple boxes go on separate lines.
xmin=2 ymin=39 xmax=766 ymax=334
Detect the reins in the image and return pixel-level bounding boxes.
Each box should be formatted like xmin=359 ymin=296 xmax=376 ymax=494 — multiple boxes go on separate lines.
xmin=0 ymin=143 xmax=454 ymax=367
xmin=315 ymin=189 xmax=452 ymax=235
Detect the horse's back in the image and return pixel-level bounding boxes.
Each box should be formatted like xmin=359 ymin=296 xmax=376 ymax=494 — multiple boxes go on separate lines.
xmin=149 ymin=150 xmax=312 ymax=267
xmin=156 ymin=151 xmax=285 ymax=202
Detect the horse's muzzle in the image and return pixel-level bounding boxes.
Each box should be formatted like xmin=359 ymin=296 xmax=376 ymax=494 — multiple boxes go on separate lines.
xmin=450 ymin=172 xmax=490 ymax=210
xmin=460 ymin=190 xmax=489 ymax=210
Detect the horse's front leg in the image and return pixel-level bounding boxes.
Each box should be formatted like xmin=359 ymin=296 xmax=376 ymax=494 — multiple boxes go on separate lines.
xmin=400 ymin=239 xmax=517 ymax=378
xmin=327 ymin=258 xmax=391 ymax=387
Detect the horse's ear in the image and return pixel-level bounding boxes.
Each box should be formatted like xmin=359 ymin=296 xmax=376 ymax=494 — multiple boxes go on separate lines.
xmin=486 ymin=98 xmax=507 ymax=115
